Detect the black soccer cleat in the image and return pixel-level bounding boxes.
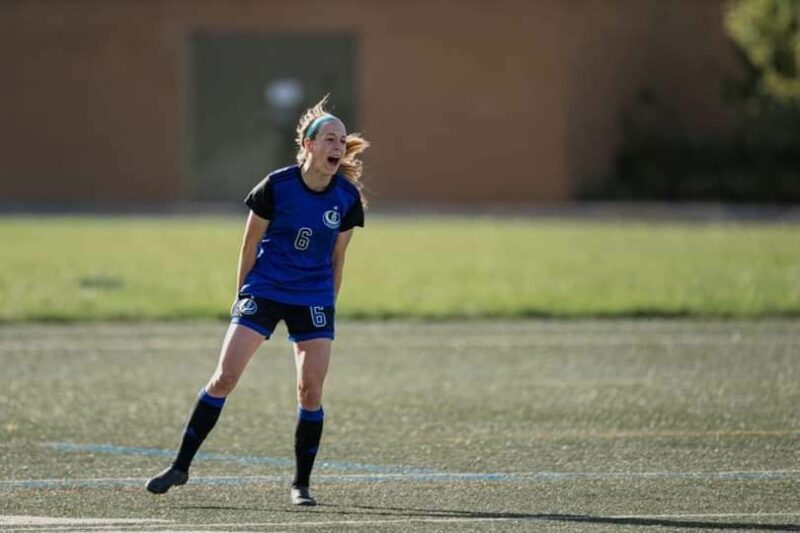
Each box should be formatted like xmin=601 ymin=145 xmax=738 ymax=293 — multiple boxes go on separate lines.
xmin=290 ymin=485 xmax=316 ymax=506
xmin=145 ymin=466 xmax=188 ymax=494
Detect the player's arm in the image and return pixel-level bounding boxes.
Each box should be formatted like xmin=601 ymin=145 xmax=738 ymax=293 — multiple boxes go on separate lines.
xmin=236 ymin=211 xmax=269 ymax=297
xmin=331 ymin=229 xmax=354 ymax=302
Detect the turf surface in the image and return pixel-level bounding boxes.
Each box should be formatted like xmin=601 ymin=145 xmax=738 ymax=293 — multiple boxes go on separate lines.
xmin=1 ymin=319 xmax=798 ymax=531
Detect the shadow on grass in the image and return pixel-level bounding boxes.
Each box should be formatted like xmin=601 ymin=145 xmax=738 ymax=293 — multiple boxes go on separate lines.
xmin=5 ymin=307 xmax=800 ymax=324
xmin=340 ymin=309 xmax=800 ymax=320
xmin=345 ymin=505 xmax=800 ymax=531
xmin=178 ymin=504 xmax=800 ymax=531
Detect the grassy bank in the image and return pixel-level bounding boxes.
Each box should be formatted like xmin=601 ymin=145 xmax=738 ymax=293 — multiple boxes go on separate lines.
xmin=1 ymin=215 xmax=799 ymax=321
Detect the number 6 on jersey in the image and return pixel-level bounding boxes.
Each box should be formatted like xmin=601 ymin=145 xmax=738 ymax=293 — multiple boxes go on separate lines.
xmin=294 ymin=227 xmax=313 ymax=251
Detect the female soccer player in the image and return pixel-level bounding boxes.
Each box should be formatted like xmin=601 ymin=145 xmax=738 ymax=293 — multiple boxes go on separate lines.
xmin=145 ymin=96 xmax=369 ymax=506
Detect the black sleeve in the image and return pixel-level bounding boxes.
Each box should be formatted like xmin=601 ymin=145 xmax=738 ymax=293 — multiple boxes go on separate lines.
xmin=244 ymin=177 xmax=275 ymax=220
xmin=339 ymin=195 xmax=365 ymax=232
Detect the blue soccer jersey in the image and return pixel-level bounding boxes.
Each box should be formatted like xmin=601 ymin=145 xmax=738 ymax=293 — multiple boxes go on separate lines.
xmin=240 ymin=165 xmax=364 ymax=306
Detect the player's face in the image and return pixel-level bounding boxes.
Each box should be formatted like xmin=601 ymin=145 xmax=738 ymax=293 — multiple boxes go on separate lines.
xmin=307 ymin=120 xmax=347 ymax=176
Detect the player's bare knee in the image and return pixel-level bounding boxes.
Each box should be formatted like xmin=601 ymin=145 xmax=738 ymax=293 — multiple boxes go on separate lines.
xmin=207 ymin=372 xmax=239 ymax=396
xmin=297 ymin=381 xmax=322 ymax=408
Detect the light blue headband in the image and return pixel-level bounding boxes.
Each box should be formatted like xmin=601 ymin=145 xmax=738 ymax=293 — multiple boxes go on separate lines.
xmin=304 ymin=114 xmax=339 ymax=139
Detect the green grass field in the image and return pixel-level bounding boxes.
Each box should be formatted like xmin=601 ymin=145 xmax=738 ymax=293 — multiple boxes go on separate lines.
xmin=1 ymin=319 xmax=798 ymax=531
xmin=2 ymin=215 xmax=799 ymax=321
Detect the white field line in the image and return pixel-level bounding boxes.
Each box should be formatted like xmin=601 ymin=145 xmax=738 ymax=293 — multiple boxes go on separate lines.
xmin=121 ymin=511 xmax=800 ymax=531
xmin=3 ymin=469 xmax=800 ymax=491
xmin=613 ymin=512 xmax=800 ymax=519
xmin=0 ymin=522 xmax=195 ymax=533
xmin=350 ymin=333 xmax=800 ymax=349
xmin=4 ymin=333 xmax=800 ymax=353
xmin=47 ymin=513 xmax=800 ymax=531
xmin=533 ymin=428 xmax=800 ymax=439
xmin=0 ymin=515 xmax=171 ymax=527
xmin=3 ymin=512 xmax=799 ymax=532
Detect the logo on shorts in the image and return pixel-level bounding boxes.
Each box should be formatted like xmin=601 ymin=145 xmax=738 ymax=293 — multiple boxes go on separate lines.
xmin=236 ymin=298 xmax=258 ymax=316
xmin=323 ymin=206 xmax=340 ymax=229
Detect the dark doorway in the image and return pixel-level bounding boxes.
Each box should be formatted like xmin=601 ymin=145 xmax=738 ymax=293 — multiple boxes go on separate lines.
xmin=187 ymin=33 xmax=357 ymax=201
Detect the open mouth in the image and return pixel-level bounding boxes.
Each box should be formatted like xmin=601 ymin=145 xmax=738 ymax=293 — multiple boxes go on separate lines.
xmin=326 ymin=156 xmax=341 ymax=167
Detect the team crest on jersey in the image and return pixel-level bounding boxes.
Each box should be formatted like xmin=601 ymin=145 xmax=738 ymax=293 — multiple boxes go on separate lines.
xmin=235 ymin=297 xmax=258 ymax=317
xmin=322 ymin=206 xmax=341 ymax=229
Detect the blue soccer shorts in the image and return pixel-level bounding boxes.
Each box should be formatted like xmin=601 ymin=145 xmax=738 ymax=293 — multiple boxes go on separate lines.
xmin=231 ymin=294 xmax=335 ymax=342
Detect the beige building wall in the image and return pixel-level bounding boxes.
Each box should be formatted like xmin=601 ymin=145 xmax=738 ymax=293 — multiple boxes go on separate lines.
xmin=0 ymin=0 xmax=739 ymax=205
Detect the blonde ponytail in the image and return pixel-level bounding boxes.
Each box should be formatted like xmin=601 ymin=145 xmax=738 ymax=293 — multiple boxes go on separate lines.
xmin=295 ymin=96 xmax=370 ymax=204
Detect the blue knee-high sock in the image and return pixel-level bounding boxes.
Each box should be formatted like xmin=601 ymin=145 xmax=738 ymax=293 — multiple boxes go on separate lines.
xmin=293 ymin=407 xmax=324 ymax=488
xmin=172 ymin=390 xmax=226 ymax=472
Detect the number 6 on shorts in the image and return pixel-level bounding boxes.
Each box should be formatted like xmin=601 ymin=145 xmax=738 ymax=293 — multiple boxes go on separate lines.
xmin=310 ymin=306 xmax=327 ymax=328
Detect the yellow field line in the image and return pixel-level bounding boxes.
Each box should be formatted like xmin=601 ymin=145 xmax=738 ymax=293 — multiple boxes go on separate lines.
xmin=533 ymin=429 xmax=799 ymax=439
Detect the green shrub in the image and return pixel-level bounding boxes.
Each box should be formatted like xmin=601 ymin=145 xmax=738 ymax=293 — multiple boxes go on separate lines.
xmin=588 ymin=0 xmax=800 ymax=203
xmin=726 ymin=0 xmax=800 ymax=105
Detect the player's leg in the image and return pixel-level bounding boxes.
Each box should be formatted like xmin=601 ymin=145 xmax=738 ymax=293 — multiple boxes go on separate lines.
xmin=176 ymin=323 xmax=265 ymax=467
xmin=290 ymin=337 xmax=332 ymax=506
xmin=146 ymin=324 xmax=265 ymax=494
